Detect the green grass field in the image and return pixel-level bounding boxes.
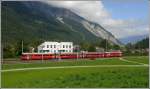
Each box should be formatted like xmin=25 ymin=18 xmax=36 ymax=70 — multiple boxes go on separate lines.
xmin=2 ymin=56 xmax=148 ymax=70
xmin=1 ymin=56 xmax=149 ymax=88
xmin=122 ymin=56 xmax=149 ymax=64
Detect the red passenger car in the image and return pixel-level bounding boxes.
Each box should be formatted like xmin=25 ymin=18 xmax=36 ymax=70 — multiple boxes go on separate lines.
xmin=21 ymin=51 xmax=122 ymax=60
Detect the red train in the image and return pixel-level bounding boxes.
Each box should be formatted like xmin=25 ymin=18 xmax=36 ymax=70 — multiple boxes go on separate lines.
xmin=21 ymin=51 xmax=122 ymax=60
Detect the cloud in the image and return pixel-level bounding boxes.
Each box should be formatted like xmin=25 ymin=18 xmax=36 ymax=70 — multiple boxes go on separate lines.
xmin=44 ymin=1 xmax=109 ymax=21
xmin=103 ymin=19 xmax=149 ymax=38
xmin=42 ymin=1 xmax=149 ymax=39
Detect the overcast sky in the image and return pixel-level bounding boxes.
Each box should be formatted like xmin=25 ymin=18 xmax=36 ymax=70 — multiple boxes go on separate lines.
xmin=43 ymin=0 xmax=149 ymax=39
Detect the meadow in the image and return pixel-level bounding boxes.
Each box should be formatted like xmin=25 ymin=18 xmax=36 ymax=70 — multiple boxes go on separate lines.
xmin=1 ymin=56 xmax=149 ymax=88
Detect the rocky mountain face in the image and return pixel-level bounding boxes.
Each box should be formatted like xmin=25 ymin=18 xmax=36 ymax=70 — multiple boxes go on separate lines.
xmin=81 ymin=21 xmax=120 ymax=45
xmin=2 ymin=1 xmax=121 ymax=45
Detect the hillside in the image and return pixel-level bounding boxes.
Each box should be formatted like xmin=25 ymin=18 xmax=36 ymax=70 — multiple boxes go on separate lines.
xmin=124 ymin=37 xmax=149 ymax=56
xmin=2 ymin=1 xmax=121 ymax=57
xmin=119 ymin=34 xmax=148 ymax=44
xmin=134 ymin=37 xmax=149 ymax=49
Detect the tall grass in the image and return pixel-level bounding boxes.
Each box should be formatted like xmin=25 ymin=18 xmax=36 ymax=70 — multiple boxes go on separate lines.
xmin=2 ymin=67 xmax=148 ymax=88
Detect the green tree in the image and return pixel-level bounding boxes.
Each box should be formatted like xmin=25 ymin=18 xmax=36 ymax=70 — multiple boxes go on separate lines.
xmin=99 ymin=39 xmax=112 ymax=51
xmin=88 ymin=45 xmax=96 ymax=52
xmin=113 ymin=44 xmax=120 ymax=50
xmin=80 ymin=42 xmax=91 ymax=51
xmin=3 ymin=44 xmax=16 ymax=58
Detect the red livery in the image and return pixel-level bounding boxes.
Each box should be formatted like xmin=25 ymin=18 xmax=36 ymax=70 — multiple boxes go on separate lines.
xmin=21 ymin=51 xmax=122 ymax=60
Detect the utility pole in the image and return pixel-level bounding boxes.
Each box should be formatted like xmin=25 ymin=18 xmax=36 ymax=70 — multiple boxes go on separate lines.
xmin=58 ymin=51 xmax=61 ymax=61
xmin=105 ymin=35 xmax=109 ymax=52
xmin=42 ymin=46 xmax=44 ymax=62
xmin=1 ymin=44 xmax=3 ymax=63
xmin=77 ymin=45 xmax=80 ymax=60
xmin=139 ymin=43 xmax=142 ymax=56
xmin=58 ymin=44 xmax=61 ymax=61
xmin=105 ymin=38 xmax=107 ymax=52
xmin=22 ymin=40 xmax=23 ymax=54
xmin=77 ymin=52 xmax=78 ymax=60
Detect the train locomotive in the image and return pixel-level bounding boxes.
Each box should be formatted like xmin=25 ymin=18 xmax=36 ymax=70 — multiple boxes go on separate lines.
xmin=21 ymin=51 xmax=122 ymax=60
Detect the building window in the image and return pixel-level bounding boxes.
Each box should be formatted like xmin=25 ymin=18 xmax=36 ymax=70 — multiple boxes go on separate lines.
xmin=40 ymin=50 xmax=43 ymax=53
xmin=66 ymin=45 xmax=68 ymax=48
xmin=69 ymin=45 xmax=71 ymax=48
xmin=47 ymin=45 xmax=49 ymax=48
xmin=46 ymin=50 xmax=49 ymax=52
xmin=50 ymin=45 xmax=52 ymax=48
xmin=54 ymin=45 xmax=56 ymax=48
xmin=63 ymin=45 xmax=65 ymax=48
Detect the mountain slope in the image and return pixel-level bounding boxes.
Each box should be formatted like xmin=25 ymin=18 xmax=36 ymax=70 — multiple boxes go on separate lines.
xmin=2 ymin=1 xmax=123 ymax=58
xmin=2 ymin=1 xmax=121 ymax=46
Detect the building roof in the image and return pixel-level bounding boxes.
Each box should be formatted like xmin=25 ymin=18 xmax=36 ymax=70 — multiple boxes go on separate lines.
xmin=38 ymin=41 xmax=73 ymax=48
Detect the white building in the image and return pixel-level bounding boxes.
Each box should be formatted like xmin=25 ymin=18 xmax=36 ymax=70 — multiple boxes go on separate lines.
xmin=38 ymin=41 xmax=73 ymax=53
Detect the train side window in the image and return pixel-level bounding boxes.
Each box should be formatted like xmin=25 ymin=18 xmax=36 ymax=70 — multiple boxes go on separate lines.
xmin=22 ymin=55 xmax=27 ymax=57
